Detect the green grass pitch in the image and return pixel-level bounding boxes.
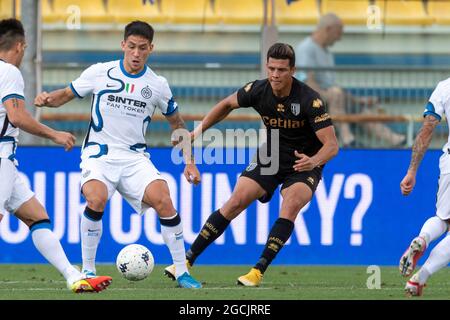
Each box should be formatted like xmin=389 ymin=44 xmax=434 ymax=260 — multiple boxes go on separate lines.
xmin=0 ymin=264 xmax=448 ymax=300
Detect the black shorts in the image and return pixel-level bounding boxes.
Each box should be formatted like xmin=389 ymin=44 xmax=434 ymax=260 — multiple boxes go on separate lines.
xmin=240 ymin=161 xmax=323 ymax=203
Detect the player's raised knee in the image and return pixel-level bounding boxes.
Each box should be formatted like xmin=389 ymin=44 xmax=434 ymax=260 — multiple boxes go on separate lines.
xmin=152 ymin=195 xmax=175 ymax=216
xmin=222 ymin=196 xmax=246 ymax=218
xmin=85 ymin=196 xmax=107 ymax=212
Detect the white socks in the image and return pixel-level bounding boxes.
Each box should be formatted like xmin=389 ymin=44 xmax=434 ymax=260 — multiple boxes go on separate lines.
xmin=417 ymin=234 xmax=450 ymax=285
xmin=413 ymin=216 xmax=449 ymax=285
xmin=160 ymin=214 xmax=188 ymax=278
xmin=419 ymin=216 xmax=448 ymax=247
xmin=80 ymin=213 xmax=103 ymax=274
xmin=31 ymin=226 xmax=81 ymax=284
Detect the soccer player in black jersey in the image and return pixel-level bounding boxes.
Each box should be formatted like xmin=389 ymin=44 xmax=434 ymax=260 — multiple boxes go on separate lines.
xmin=165 ymin=43 xmax=339 ymax=286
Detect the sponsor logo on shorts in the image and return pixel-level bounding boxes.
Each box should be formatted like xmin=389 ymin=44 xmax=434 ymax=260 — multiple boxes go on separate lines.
xmin=307 ymin=177 xmax=315 ymax=185
xmin=82 ymin=170 xmax=91 ymax=178
xmin=246 ymin=162 xmax=257 ymax=172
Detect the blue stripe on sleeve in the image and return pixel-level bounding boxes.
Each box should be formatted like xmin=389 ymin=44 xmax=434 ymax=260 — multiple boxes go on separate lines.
xmin=70 ymin=83 xmax=83 ymax=98
xmin=163 ymin=106 xmax=178 ymax=116
xmin=423 ymin=102 xmax=441 ymax=121
xmin=424 ymin=111 xmax=441 ymax=121
xmin=2 ymin=94 xmax=24 ymax=103
xmin=163 ymin=97 xmax=178 ymax=116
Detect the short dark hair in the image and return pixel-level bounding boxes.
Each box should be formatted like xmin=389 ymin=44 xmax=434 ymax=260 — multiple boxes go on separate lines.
xmin=124 ymin=21 xmax=154 ymax=43
xmin=267 ymin=43 xmax=295 ymax=67
xmin=0 ymin=18 xmax=25 ymax=51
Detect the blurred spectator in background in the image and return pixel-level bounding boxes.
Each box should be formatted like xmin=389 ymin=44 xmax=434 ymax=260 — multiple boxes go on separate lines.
xmin=295 ymin=13 xmax=405 ymax=147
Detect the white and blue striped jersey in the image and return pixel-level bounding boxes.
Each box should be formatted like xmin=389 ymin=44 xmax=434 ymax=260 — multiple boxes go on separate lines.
xmin=71 ymin=59 xmax=178 ymax=159
xmin=425 ymin=77 xmax=450 ymax=173
xmin=0 ymin=59 xmax=24 ymax=163
xmin=425 ymin=78 xmax=450 ymax=150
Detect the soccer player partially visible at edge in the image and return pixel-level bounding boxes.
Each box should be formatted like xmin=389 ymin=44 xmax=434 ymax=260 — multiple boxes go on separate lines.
xmin=399 ymin=76 xmax=450 ymax=297
xmin=35 ymin=21 xmax=202 ymax=288
xmin=0 ymin=18 xmax=112 ymax=293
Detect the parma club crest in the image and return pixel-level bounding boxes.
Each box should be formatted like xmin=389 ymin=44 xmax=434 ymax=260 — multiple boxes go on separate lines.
xmin=291 ymin=103 xmax=301 ymax=116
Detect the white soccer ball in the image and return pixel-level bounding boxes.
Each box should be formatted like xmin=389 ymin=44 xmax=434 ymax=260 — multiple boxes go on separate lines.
xmin=116 ymin=244 xmax=154 ymax=281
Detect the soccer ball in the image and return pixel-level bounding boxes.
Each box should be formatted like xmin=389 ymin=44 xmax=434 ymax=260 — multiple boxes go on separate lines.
xmin=116 ymin=244 xmax=154 ymax=281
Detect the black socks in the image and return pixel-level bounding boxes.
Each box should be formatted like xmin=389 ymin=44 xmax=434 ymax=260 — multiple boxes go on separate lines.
xmin=254 ymin=218 xmax=294 ymax=274
xmin=187 ymin=210 xmax=231 ymax=265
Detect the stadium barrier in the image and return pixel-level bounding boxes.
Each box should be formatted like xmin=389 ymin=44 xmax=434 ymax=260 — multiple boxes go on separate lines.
xmin=40 ymin=63 xmax=450 ymax=148
xmin=40 ymin=112 xmax=420 ymax=147
xmin=40 ymin=112 xmax=414 ymax=123
xmin=0 ymin=146 xmax=443 ymax=266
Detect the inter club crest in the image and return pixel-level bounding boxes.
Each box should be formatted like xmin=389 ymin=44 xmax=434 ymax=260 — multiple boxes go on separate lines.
xmin=141 ymin=86 xmax=152 ymax=99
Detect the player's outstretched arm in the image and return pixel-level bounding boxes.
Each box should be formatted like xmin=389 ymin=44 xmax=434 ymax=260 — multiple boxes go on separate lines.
xmin=191 ymin=92 xmax=240 ymax=140
xmin=34 ymin=87 xmax=75 ymax=108
xmin=400 ymin=114 xmax=439 ymax=196
xmin=166 ymin=110 xmax=201 ymax=185
xmin=4 ymin=97 xmax=75 ymax=151
xmin=293 ymin=126 xmax=339 ymax=172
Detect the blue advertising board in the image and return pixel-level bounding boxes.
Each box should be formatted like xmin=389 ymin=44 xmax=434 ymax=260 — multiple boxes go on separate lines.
xmin=0 ymin=147 xmax=443 ymax=266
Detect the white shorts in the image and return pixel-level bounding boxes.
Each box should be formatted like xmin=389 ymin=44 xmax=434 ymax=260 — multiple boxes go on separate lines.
xmin=436 ymin=173 xmax=450 ymax=220
xmin=80 ymin=154 xmax=166 ymax=214
xmin=0 ymin=158 xmax=34 ymax=214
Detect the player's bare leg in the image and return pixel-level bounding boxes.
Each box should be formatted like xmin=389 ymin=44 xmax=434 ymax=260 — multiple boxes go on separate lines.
xmin=237 ymin=182 xmax=312 ymax=287
xmin=187 ymin=176 xmax=264 ymax=264
xmin=219 ymin=177 xmax=267 ymax=220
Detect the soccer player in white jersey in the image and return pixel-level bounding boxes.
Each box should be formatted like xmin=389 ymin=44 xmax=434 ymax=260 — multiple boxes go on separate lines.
xmin=0 ymin=18 xmax=112 ymax=293
xmin=399 ymin=77 xmax=450 ymax=297
xmin=34 ymin=21 xmax=202 ymax=288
